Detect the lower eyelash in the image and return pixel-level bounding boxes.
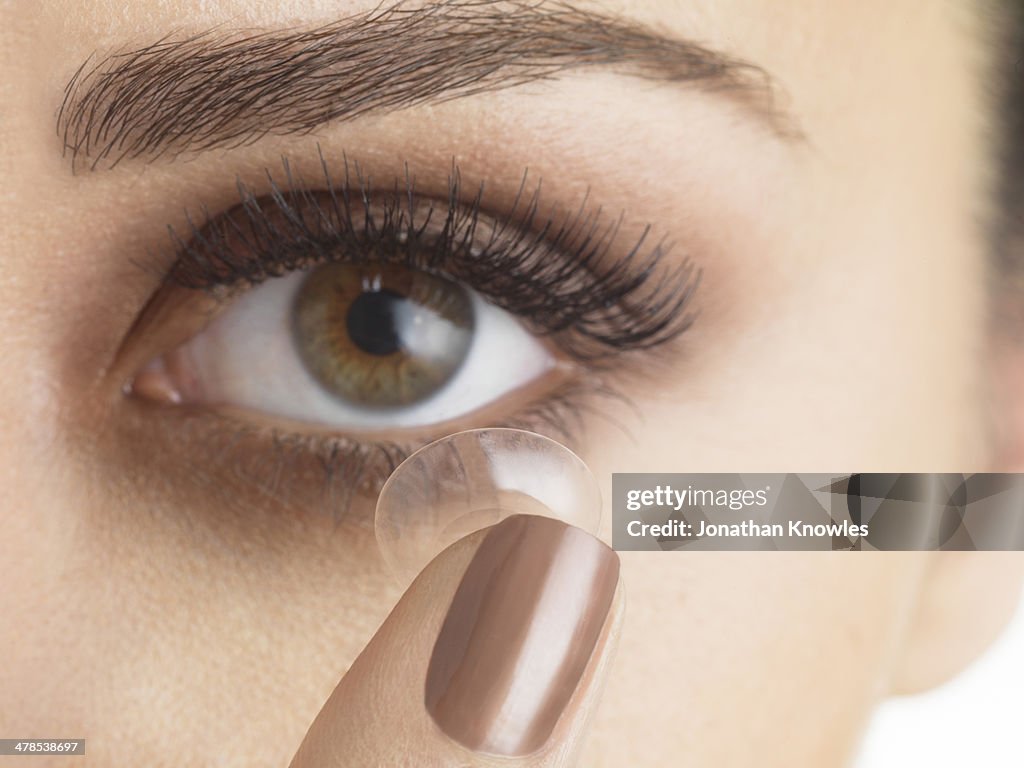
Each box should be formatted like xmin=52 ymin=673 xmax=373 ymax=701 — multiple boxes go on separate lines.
xmin=184 ymin=375 xmax=628 ymax=521
xmin=162 ymin=150 xmax=701 ymax=364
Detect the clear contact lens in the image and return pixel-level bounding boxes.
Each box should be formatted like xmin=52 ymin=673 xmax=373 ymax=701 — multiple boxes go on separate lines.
xmin=375 ymin=428 xmax=601 ymax=588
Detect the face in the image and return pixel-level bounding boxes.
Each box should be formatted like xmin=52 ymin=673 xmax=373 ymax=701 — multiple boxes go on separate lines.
xmin=0 ymin=1 xmax=1018 ymax=766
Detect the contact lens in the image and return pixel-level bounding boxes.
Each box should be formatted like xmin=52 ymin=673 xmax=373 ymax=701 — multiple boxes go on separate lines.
xmin=375 ymin=428 xmax=601 ymax=587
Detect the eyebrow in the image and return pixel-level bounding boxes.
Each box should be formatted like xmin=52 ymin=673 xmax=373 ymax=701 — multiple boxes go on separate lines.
xmin=57 ymin=0 xmax=788 ymax=171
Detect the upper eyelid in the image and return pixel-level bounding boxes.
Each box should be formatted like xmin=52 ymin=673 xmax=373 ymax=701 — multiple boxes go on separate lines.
xmin=56 ymin=0 xmax=795 ymax=172
xmin=160 ymin=154 xmax=701 ymax=361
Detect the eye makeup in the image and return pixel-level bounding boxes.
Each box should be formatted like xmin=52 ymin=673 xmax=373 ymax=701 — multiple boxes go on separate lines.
xmin=121 ymin=152 xmax=701 ymax=516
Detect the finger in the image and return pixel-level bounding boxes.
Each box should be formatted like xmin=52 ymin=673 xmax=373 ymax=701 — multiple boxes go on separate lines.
xmin=288 ymin=514 xmax=623 ymax=768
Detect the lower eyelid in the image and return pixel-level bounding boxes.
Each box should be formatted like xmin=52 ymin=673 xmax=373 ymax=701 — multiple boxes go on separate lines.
xmin=113 ymin=368 xmax=614 ymax=525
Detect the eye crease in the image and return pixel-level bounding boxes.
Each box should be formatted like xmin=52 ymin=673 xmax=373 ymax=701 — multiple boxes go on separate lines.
xmin=127 ymin=155 xmax=700 ymax=451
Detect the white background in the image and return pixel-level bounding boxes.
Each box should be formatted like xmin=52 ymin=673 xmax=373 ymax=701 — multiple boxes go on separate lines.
xmin=856 ymin=594 xmax=1024 ymax=767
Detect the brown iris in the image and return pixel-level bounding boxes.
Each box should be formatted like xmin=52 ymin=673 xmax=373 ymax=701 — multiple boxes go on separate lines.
xmin=291 ymin=262 xmax=475 ymax=407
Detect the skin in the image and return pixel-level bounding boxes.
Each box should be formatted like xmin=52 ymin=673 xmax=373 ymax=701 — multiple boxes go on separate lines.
xmin=1 ymin=1 xmax=1022 ymax=766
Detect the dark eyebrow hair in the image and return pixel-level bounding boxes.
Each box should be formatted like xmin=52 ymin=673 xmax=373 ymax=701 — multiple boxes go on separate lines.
xmin=57 ymin=0 xmax=787 ymax=171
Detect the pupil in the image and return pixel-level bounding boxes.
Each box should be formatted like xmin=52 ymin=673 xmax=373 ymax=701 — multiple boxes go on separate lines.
xmin=346 ymin=289 xmax=406 ymax=356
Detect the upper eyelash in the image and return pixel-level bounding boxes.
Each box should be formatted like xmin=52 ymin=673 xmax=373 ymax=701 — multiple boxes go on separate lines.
xmin=165 ymin=151 xmax=701 ymax=361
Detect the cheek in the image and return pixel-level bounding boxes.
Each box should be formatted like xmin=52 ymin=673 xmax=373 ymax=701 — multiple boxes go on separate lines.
xmin=3 ymin=475 xmax=401 ymax=766
xmin=582 ymin=553 xmax=925 ymax=767
xmin=577 ymin=404 xmax=933 ymax=765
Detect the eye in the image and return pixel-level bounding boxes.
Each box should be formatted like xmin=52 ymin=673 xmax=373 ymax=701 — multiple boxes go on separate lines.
xmin=124 ymin=157 xmax=699 ymax=468
xmin=133 ymin=260 xmax=559 ymax=431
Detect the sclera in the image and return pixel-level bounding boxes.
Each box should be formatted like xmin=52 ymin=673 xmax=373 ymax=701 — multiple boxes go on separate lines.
xmin=375 ymin=428 xmax=601 ymax=588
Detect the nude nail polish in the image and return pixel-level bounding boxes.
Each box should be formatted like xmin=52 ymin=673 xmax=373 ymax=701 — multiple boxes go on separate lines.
xmin=425 ymin=514 xmax=619 ymax=757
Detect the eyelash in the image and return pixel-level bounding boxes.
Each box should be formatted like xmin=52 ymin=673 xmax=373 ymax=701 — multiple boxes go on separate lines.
xmin=196 ymin=376 xmax=630 ymax=518
xmin=145 ymin=153 xmax=699 ymax=513
xmin=165 ymin=153 xmax=700 ymax=362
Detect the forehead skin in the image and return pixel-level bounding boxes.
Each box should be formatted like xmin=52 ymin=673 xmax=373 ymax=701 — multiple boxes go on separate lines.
xmin=0 ymin=1 xmax=994 ymax=767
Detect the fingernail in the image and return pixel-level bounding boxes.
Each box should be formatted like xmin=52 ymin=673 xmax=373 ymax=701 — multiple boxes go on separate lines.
xmin=425 ymin=514 xmax=620 ymax=757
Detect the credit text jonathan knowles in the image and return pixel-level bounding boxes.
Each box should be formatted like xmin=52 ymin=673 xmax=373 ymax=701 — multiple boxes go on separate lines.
xmin=623 ymin=484 xmax=869 ymax=539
